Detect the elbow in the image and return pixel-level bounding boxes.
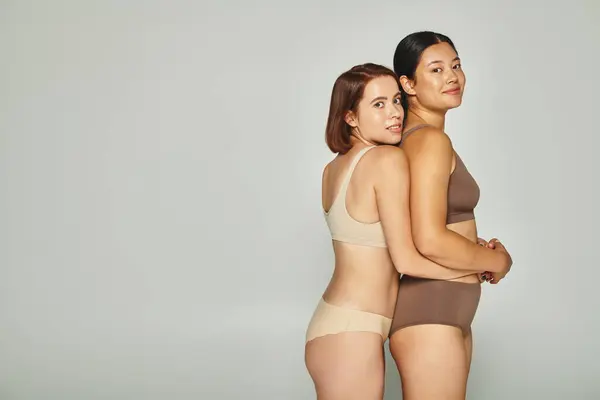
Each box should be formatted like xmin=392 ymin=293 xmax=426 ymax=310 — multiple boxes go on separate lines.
xmin=392 ymin=255 xmax=416 ymax=275
xmin=391 ymin=252 xmax=429 ymax=278
xmin=413 ymin=230 xmax=442 ymax=258
xmin=388 ymin=248 xmax=416 ymax=275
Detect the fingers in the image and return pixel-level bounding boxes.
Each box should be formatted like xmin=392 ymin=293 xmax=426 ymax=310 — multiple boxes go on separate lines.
xmin=490 ymin=271 xmax=508 ymax=284
xmin=480 ymin=271 xmax=492 ymax=282
xmin=489 ymin=238 xmax=505 ymax=251
xmin=489 ymin=238 xmax=503 ymax=246
xmin=477 ymin=237 xmax=496 ymax=249
xmin=481 ymin=271 xmax=508 ymax=284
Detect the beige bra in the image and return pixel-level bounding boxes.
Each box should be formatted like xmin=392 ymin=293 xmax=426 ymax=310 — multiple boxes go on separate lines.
xmin=323 ymin=146 xmax=387 ymax=248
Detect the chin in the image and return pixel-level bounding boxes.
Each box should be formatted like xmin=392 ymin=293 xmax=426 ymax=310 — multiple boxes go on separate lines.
xmin=446 ymin=98 xmax=463 ymax=109
xmin=389 ymin=134 xmax=403 ymax=145
xmin=380 ymin=135 xmax=402 ymax=146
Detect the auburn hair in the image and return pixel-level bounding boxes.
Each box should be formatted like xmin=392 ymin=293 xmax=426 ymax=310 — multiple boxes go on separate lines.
xmin=325 ymin=63 xmax=398 ymax=154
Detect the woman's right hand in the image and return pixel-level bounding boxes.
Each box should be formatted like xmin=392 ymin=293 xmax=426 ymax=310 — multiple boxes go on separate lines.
xmin=488 ymin=238 xmax=512 ymax=284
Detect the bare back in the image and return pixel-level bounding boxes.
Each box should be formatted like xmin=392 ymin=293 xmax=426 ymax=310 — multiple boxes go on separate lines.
xmin=321 ymin=145 xmax=398 ymax=317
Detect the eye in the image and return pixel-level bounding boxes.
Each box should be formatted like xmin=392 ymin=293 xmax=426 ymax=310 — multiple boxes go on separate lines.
xmin=373 ymin=102 xmax=384 ymax=108
xmin=393 ymin=97 xmax=402 ymax=104
xmin=432 ymin=67 xmax=442 ymax=73
xmin=453 ymin=63 xmax=462 ymax=70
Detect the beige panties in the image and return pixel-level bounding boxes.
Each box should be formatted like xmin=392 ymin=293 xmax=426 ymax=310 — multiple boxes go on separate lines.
xmin=306 ymin=298 xmax=392 ymax=343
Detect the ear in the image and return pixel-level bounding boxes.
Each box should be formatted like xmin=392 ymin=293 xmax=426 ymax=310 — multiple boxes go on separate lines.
xmin=399 ymin=76 xmax=416 ymax=96
xmin=344 ymin=110 xmax=358 ymax=128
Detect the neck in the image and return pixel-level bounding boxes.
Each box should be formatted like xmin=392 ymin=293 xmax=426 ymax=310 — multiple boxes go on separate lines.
xmin=405 ymin=103 xmax=447 ymax=131
xmin=350 ymin=132 xmax=375 ymax=147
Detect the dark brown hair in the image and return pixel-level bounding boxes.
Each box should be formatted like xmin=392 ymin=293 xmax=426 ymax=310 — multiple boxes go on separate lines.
xmin=393 ymin=31 xmax=458 ymax=111
xmin=325 ymin=63 xmax=398 ymax=154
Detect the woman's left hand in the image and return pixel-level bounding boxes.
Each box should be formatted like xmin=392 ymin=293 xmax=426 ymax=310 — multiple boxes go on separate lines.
xmin=477 ymin=237 xmax=495 ymax=282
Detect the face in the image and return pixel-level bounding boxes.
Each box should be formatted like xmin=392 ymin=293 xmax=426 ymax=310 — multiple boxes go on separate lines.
xmin=402 ymin=42 xmax=466 ymax=112
xmin=345 ymin=75 xmax=404 ymax=145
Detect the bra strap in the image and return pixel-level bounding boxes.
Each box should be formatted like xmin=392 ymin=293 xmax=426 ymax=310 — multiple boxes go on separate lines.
xmin=401 ymin=124 xmax=433 ymax=142
xmin=338 ymin=146 xmax=377 ymax=196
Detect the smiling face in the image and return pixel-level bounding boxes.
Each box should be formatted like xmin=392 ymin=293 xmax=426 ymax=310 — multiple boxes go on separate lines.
xmin=401 ymin=42 xmax=466 ymax=112
xmin=345 ymin=75 xmax=405 ymax=145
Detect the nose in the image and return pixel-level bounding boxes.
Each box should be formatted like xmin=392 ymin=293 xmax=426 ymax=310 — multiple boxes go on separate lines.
xmin=446 ymin=69 xmax=458 ymax=84
xmin=388 ymin=104 xmax=402 ymax=119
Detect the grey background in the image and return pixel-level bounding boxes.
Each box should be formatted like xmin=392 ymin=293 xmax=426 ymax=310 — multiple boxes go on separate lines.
xmin=1 ymin=0 xmax=598 ymax=399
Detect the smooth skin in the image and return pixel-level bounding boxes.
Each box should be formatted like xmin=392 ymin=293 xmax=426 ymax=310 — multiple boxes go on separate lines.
xmin=388 ymin=42 xmax=513 ymax=400
xmin=305 ymin=75 xmax=488 ymax=400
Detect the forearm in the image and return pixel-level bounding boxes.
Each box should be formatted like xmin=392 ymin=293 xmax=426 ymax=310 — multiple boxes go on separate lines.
xmin=416 ymin=229 xmax=503 ymax=272
xmin=389 ymin=244 xmax=480 ymax=279
xmin=403 ymin=253 xmax=480 ymax=279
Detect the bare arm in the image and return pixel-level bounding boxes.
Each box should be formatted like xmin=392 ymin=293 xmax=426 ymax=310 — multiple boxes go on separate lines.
xmin=403 ymin=128 xmax=509 ymax=273
xmin=373 ymin=146 xmax=480 ymax=279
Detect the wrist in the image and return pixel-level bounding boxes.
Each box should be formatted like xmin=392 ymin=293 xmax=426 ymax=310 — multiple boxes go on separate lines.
xmin=475 ymin=246 xmax=504 ymax=273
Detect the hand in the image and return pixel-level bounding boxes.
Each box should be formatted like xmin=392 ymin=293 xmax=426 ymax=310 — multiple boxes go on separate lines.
xmin=487 ymin=238 xmax=512 ymax=284
xmin=477 ymin=237 xmax=495 ymax=249
xmin=477 ymin=238 xmax=495 ymax=282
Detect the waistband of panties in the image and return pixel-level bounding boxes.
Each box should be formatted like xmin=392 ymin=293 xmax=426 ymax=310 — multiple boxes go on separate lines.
xmin=401 ymin=275 xmax=481 ymax=286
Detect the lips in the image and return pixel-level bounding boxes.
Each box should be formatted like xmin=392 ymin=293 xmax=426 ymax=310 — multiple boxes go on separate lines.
xmin=387 ymin=124 xmax=402 ymax=133
xmin=443 ymin=87 xmax=461 ymax=94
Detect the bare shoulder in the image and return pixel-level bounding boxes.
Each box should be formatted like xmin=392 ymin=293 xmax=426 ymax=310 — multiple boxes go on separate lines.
xmin=366 ymin=145 xmax=409 ymax=177
xmin=403 ymin=126 xmax=455 ymax=176
xmin=322 ymin=159 xmax=332 ymax=176
xmin=321 ymin=157 xmax=338 ymax=189
xmin=321 ymin=161 xmax=330 ymax=183
xmin=322 ymin=153 xmax=342 ymax=176
xmin=404 ymin=125 xmax=453 ymax=153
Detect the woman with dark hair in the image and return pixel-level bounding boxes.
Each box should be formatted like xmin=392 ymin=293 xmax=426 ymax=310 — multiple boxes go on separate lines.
xmin=388 ymin=31 xmax=513 ymax=399
xmin=304 ymin=62 xmax=487 ymax=400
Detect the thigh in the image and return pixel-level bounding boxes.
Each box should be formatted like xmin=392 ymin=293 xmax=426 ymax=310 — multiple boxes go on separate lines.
xmin=305 ymin=331 xmax=385 ymax=400
xmin=389 ymin=324 xmax=468 ymax=400
xmin=464 ymin=328 xmax=473 ymax=376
